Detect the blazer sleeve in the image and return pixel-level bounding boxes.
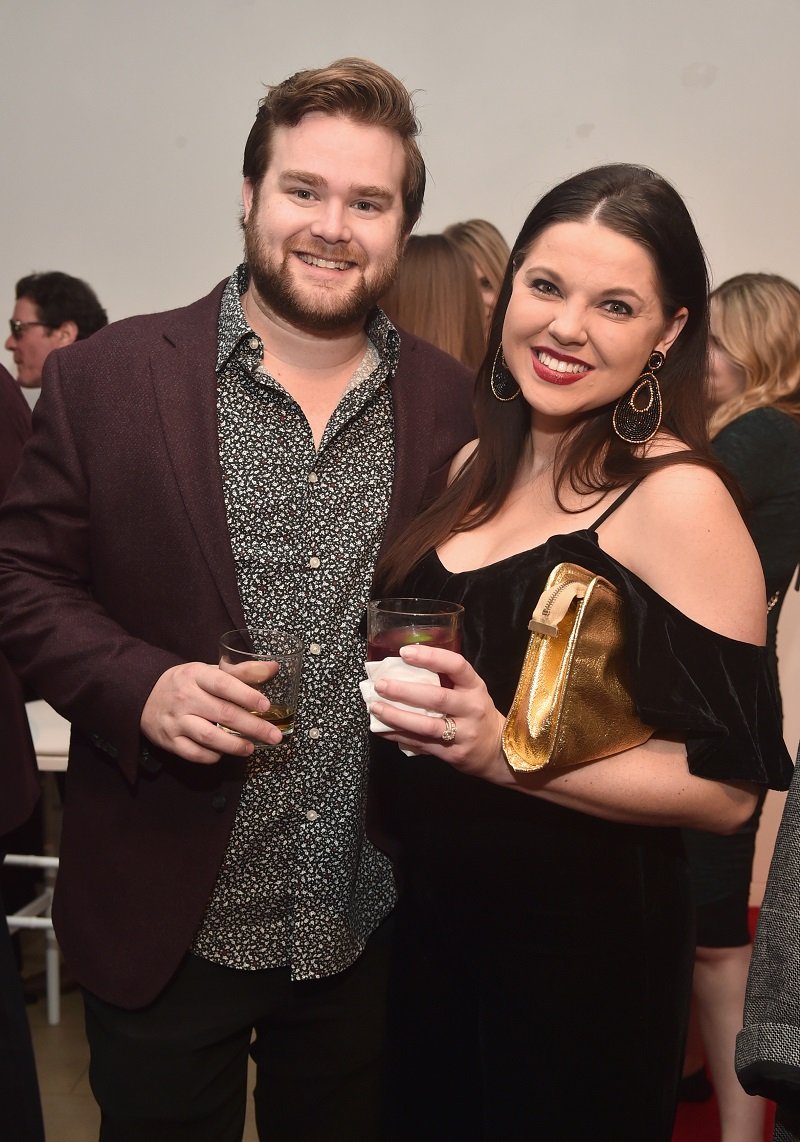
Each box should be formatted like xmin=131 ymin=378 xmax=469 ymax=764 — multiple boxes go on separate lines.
xmin=0 ymin=365 xmax=32 ymax=494
xmin=0 ymin=351 xmax=181 ymax=782
xmin=0 ymin=368 xmax=40 ymax=836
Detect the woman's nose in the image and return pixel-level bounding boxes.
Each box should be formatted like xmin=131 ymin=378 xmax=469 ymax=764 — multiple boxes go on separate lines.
xmin=548 ymin=302 xmax=588 ymax=346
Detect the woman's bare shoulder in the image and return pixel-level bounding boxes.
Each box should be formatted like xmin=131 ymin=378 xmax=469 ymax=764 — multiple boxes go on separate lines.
xmin=606 ymin=460 xmax=766 ymax=643
xmin=448 ymin=438 xmax=479 ymax=484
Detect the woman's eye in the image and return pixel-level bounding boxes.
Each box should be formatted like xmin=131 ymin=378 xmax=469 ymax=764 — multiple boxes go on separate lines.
xmin=532 ymin=279 xmax=559 ymax=297
xmin=602 ymin=299 xmax=633 ymax=317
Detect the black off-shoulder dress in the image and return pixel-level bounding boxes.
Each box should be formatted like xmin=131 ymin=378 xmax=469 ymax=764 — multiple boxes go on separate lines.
xmin=371 ymin=523 xmax=792 ymax=1142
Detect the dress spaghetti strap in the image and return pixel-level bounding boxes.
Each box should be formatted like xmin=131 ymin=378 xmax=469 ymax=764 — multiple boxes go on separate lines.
xmin=589 ymin=478 xmax=644 ymax=531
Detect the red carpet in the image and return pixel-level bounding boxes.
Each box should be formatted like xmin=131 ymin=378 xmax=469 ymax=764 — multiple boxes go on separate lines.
xmin=672 ymin=907 xmax=774 ymax=1141
xmin=672 ymin=1091 xmax=775 ymax=1141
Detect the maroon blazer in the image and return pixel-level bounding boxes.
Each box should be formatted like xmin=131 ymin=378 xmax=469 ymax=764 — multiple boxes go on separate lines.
xmin=0 ymin=364 xmax=38 ymax=840
xmin=0 ymin=282 xmax=475 ymax=1005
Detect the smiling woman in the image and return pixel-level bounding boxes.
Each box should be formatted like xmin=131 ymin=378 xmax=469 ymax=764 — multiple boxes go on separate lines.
xmin=502 ymin=220 xmax=686 ymax=419
xmin=368 ymin=164 xmax=793 ymax=1141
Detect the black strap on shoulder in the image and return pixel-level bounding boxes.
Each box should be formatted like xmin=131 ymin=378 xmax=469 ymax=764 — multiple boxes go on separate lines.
xmin=589 ymin=478 xmax=645 ymax=531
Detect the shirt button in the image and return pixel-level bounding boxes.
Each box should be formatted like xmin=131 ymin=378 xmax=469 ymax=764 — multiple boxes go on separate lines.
xmin=308 ymin=471 xmax=319 ymax=484
xmin=305 ymin=809 xmax=320 ymax=822
xmin=308 ymin=727 xmax=321 ymax=740
xmin=309 ymin=641 xmax=321 ymax=655
xmin=248 ymin=336 xmax=259 ymax=350
xmin=211 ymin=794 xmax=227 ymax=812
xmin=308 ymin=556 xmax=321 ymax=570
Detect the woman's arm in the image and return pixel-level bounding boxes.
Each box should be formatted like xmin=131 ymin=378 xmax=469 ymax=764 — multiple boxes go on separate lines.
xmin=510 ymin=736 xmax=757 ymax=833
xmin=371 ymin=464 xmax=767 ymax=833
xmin=369 ymin=644 xmax=759 ymax=834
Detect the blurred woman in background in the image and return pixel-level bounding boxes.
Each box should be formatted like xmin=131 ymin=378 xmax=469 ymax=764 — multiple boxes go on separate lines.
xmin=380 ymin=233 xmax=486 ymax=369
xmin=445 ymin=218 xmax=511 ymax=334
xmin=683 ymin=272 xmax=800 ymax=1142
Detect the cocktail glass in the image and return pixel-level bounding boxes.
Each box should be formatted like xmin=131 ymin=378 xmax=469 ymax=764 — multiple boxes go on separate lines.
xmin=367 ymin=598 xmax=463 ymax=663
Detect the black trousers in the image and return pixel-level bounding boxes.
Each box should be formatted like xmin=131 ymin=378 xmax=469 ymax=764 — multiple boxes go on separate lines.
xmin=0 ymin=882 xmax=45 ymax=1142
xmin=83 ymin=919 xmax=391 ymax=1142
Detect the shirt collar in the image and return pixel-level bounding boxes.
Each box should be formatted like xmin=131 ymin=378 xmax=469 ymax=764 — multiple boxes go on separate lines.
xmin=216 ymin=263 xmax=400 ymax=379
xmin=216 ymin=264 xmax=254 ymax=375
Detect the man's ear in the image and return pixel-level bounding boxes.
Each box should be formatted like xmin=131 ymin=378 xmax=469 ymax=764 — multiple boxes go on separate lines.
xmin=242 ymin=178 xmax=255 ymax=223
xmin=58 ymin=321 xmax=79 ymax=346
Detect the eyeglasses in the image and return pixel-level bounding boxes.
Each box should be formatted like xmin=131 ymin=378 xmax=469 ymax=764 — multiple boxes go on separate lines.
xmin=8 ymin=319 xmax=51 ymax=338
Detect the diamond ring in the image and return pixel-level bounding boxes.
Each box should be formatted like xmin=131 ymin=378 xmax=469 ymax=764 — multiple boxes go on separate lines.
xmin=440 ymin=715 xmax=457 ymax=744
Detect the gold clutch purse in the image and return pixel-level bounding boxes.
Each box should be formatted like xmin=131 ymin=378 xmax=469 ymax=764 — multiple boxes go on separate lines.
xmin=502 ymin=562 xmax=654 ymax=772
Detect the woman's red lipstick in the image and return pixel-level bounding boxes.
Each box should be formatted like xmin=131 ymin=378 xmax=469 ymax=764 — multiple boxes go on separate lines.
xmin=531 ymin=347 xmax=592 ymax=386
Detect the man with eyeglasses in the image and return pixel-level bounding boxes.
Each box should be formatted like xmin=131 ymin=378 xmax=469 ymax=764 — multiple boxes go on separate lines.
xmin=5 ymin=271 xmax=107 ymax=389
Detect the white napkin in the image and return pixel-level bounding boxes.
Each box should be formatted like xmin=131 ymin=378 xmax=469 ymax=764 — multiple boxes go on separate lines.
xmin=359 ymin=657 xmax=441 ymax=756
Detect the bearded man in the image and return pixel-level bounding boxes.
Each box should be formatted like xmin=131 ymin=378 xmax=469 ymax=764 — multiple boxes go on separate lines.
xmin=0 ymin=59 xmax=474 ymax=1141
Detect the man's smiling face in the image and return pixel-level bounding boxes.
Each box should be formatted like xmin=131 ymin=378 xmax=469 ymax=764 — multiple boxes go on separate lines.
xmin=242 ymin=112 xmax=408 ymax=335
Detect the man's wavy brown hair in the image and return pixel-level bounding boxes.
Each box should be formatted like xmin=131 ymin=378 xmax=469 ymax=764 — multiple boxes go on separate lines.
xmin=242 ymin=57 xmax=425 ymax=234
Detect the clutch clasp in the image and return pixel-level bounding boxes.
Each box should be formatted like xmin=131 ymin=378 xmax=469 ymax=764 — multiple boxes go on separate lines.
xmin=528 ymin=580 xmax=587 ymax=638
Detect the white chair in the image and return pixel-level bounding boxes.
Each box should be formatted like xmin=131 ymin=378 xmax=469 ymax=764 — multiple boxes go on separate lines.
xmin=4 ymin=853 xmax=60 ymax=1024
xmin=3 ymin=701 xmax=70 ymax=1025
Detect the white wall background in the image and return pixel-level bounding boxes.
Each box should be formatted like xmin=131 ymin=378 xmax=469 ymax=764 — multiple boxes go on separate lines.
xmin=4 ymin=0 xmax=800 ymax=325
xmin=3 ymin=0 xmax=799 ymax=891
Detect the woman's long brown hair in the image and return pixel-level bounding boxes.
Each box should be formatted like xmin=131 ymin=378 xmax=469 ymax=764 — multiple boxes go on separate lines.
xmin=377 ymin=164 xmax=728 ymax=593
xmin=380 ymin=234 xmax=486 ymax=369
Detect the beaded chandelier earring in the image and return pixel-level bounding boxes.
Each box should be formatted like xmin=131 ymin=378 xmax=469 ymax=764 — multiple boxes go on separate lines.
xmin=612 ymin=350 xmax=665 ymax=444
xmin=490 ymin=345 xmax=520 ymax=401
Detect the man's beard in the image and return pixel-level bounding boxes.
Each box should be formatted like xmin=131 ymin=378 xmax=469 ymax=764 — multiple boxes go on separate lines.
xmin=244 ymin=213 xmax=402 ymax=334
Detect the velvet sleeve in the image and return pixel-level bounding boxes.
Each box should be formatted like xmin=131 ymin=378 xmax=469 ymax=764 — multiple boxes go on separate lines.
xmin=550 ymin=532 xmax=794 ymax=790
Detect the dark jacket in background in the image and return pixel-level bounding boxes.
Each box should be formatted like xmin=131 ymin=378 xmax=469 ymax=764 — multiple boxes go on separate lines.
xmin=0 ymin=363 xmax=38 ymax=839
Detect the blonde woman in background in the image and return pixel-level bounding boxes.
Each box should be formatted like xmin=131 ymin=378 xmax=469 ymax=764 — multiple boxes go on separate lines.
xmin=682 ymin=273 xmax=800 ymax=1142
xmin=445 ymin=218 xmax=511 ymax=333
xmin=380 ymin=233 xmax=486 ymax=369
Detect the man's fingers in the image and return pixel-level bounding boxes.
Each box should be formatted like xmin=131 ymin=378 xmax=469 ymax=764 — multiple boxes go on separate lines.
xmin=170 ymin=732 xmax=227 ymax=766
xmin=141 ymin=662 xmax=284 ymax=761
xmin=203 ymin=703 xmax=283 ymax=749
xmin=199 ymin=663 xmax=272 ymax=715
xmin=219 ymin=660 xmax=280 ymax=688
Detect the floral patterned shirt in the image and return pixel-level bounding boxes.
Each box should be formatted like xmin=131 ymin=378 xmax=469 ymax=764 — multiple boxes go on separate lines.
xmin=191 ymin=265 xmax=397 ymax=978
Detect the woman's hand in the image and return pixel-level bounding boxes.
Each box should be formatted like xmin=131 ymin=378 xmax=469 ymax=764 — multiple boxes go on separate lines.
xmin=369 ymin=643 xmax=509 ymax=783
xmin=370 ymin=643 xmax=759 ymax=834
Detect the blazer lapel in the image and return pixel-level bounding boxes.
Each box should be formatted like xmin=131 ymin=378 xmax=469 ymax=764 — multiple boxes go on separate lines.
xmin=383 ymin=337 xmax=430 ymax=551
xmin=148 ymin=284 xmax=246 ymax=632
